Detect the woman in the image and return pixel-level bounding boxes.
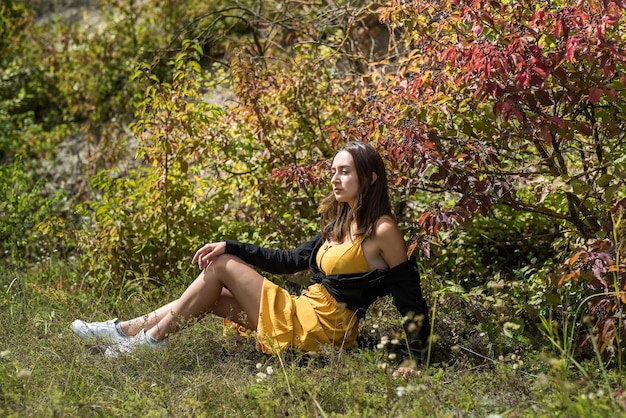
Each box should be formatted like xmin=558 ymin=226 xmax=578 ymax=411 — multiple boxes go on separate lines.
xmin=72 ymin=141 xmax=430 ymax=365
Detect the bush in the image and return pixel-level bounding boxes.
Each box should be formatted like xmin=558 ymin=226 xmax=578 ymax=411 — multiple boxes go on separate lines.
xmin=0 ymin=160 xmax=68 ymax=267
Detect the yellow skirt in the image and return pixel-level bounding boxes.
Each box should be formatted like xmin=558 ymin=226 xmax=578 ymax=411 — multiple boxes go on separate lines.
xmin=255 ymin=280 xmax=359 ymax=354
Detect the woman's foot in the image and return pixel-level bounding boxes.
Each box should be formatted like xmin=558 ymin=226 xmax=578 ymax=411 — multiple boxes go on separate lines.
xmin=71 ymin=318 xmax=127 ymax=343
xmin=104 ymin=329 xmax=168 ymax=358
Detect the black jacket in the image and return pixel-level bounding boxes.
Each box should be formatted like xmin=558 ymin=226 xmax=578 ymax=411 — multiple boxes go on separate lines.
xmin=225 ymin=233 xmax=430 ymax=359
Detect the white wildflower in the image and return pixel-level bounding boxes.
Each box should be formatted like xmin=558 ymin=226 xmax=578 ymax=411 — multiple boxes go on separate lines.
xmin=377 ymin=336 xmax=390 ymax=350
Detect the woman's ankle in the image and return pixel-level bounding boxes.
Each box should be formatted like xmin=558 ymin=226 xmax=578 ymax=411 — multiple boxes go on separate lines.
xmin=119 ymin=321 xmax=142 ymax=337
xmin=115 ymin=321 xmax=128 ymax=337
xmin=144 ymin=329 xmax=163 ymax=344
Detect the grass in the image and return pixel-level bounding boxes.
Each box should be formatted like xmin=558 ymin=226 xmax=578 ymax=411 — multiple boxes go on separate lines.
xmin=1 ymin=259 xmax=626 ymax=417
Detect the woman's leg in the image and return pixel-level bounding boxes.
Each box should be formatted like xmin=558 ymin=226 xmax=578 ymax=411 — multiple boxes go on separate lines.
xmin=119 ymin=301 xmax=177 ymax=337
xmin=118 ymin=256 xmax=259 ymax=337
xmin=120 ymin=288 xmax=248 ymax=337
xmin=210 ymin=288 xmax=252 ymax=328
xmin=120 ymin=288 xmax=251 ymax=337
xmin=147 ymin=254 xmax=264 ymax=341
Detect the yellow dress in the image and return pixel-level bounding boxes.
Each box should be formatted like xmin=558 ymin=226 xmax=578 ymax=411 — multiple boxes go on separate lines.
xmin=255 ymin=236 xmax=370 ymax=354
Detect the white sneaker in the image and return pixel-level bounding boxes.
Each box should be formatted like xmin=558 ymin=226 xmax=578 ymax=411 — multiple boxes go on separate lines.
xmin=71 ymin=318 xmax=127 ymax=344
xmin=104 ymin=329 xmax=168 ymax=358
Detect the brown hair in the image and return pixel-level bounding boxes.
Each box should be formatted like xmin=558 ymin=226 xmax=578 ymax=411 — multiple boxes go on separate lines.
xmin=319 ymin=141 xmax=393 ymax=242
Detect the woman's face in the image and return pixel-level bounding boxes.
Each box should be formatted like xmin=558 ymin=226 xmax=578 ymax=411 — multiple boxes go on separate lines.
xmin=331 ymin=150 xmax=360 ymax=207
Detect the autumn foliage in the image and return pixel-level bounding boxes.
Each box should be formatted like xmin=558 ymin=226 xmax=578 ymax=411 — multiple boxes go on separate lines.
xmin=346 ymin=0 xmax=626 ymax=363
xmin=347 ymin=0 xmax=625 ymax=237
xmin=2 ymin=0 xmax=626 ymax=367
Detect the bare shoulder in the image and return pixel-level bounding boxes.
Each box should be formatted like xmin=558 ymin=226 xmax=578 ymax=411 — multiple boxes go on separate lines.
xmin=374 ymin=215 xmax=404 ymax=243
xmin=374 ymin=215 xmax=402 ymax=237
xmin=373 ymin=215 xmax=408 ymax=268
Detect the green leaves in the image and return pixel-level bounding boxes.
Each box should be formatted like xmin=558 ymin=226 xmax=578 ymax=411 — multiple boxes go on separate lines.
xmin=0 ymin=160 xmax=67 ymax=267
xmin=75 ymin=0 xmax=358 ymax=288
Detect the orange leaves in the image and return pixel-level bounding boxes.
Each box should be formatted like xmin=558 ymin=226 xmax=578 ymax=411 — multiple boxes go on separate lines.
xmin=568 ymin=249 xmax=587 ymax=267
xmin=557 ymin=271 xmax=581 ymax=286
xmin=440 ymin=47 xmax=460 ymax=65
xmin=557 ymin=250 xmax=588 ymax=285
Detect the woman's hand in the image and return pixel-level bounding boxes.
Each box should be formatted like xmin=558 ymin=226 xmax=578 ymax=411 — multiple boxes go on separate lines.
xmin=192 ymin=241 xmax=226 ymax=270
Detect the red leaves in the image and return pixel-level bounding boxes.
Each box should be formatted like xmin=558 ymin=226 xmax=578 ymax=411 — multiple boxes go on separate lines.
xmin=548 ymin=116 xmax=565 ymax=130
xmin=418 ymin=204 xmax=466 ymax=235
xmin=494 ymin=100 xmax=524 ymax=123
xmin=472 ymin=22 xmax=484 ymax=36
xmin=565 ymin=38 xmax=579 ymax=62
xmin=534 ymin=90 xmax=553 ymax=107
xmin=440 ymin=47 xmax=459 ymax=65
xmin=342 ymin=0 xmax=626 ymax=244
xmin=602 ymin=13 xmax=620 ymax=26
xmin=271 ymin=161 xmax=328 ymax=190
xmin=576 ymin=121 xmax=594 ymax=136
xmin=555 ymin=18 xmax=564 ymax=39
xmin=587 ymin=84 xmax=616 ymax=105
xmin=589 ymin=86 xmax=603 ymax=104
xmin=540 ymin=125 xmax=553 ymax=144
xmin=514 ymin=73 xmax=529 ymax=88
xmin=531 ymin=67 xmax=548 ymax=79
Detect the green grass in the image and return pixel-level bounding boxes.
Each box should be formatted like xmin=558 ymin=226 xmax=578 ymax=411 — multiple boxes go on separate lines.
xmin=1 ymin=259 xmax=625 ymax=417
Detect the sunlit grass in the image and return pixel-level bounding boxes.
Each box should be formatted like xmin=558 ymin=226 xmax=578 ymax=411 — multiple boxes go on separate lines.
xmin=1 ymin=259 xmax=625 ymax=417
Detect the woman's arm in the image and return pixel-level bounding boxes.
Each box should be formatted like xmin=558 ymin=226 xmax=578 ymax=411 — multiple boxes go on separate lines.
xmin=223 ymin=234 xmax=321 ymax=274
xmin=194 ymin=234 xmax=320 ymax=274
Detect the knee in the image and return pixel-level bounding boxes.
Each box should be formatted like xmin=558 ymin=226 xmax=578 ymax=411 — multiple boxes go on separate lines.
xmin=205 ymin=253 xmax=240 ymax=276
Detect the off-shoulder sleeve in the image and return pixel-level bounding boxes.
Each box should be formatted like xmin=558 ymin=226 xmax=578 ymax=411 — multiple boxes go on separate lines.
xmin=385 ymin=257 xmax=430 ymax=361
xmin=224 ymin=233 xmax=321 ymax=274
